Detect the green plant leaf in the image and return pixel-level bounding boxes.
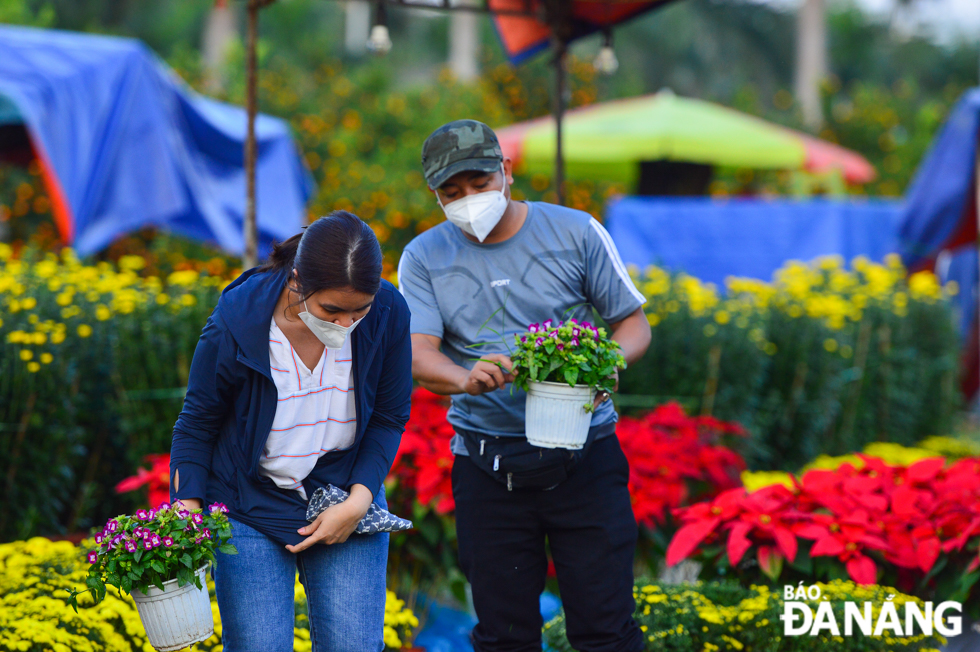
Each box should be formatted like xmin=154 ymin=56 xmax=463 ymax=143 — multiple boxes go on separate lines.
xmin=218 ymin=544 xmax=238 ymax=555
xmin=563 ymin=367 xmax=579 ymax=387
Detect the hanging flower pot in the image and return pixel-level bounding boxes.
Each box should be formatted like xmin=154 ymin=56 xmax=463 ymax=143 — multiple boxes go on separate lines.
xmin=512 ymin=318 xmax=625 ymax=450
xmin=525 ymin=381 xmax=596 ymax=449
xmin=66 ymin=502 xmax=237 ymax=652
xmin=131 ymin=564 xmax=213 ymax=651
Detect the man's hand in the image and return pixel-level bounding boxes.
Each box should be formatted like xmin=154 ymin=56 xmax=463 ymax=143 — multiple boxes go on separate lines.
xmin=285 ymin=484 xmax=373 ymax=554
xmin=461 ymin=354 xmax=515 ymax=395
xmin=411 ymin=334 xmax=515 ymax=396
xmin=593 ymin=368 xmax=619 ymax=409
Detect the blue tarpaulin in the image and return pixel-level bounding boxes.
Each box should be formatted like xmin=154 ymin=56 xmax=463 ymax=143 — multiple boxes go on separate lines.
xmin=896 ymin=88 xmax=980 ymax=397
xmin=605 ymin=197 xmax=903 ymax=287
xmin=0 ymin=25 xmax=313 ymax=256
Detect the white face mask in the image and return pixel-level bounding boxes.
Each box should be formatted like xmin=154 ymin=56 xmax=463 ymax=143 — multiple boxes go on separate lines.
xmin=298 ymin=299 xmax=363 ymax=349
xmin=437 ymin=164 xmax=509 ymax=242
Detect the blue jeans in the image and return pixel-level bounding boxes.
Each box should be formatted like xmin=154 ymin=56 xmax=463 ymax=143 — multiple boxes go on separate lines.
xmin=213 ymin=490 xmax=389 ymax=652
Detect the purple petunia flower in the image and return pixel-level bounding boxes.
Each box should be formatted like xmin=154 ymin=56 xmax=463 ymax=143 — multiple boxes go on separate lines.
xmin=158 ymin=502 xmax=171 ymax=511
xmin=593 ymin=331 xmax=600 ymax=340
xmin=209 ymin=502 xmax=229 ymax=514
xmin=177 ymin=509 xmax=190 ymax=519
xmin=528 ymin=324 xmax=538 ymax=333
xmin=557 ymin=343 xmax=564 ymax=351
xmin=162 ymin=536 xmax=174 ymax=547
xmin=191 ymin=513 xmax=203 ymax=525
xmin=106 ymin=520 xmax=118 ymax=533
xmin=535 ymin=338 xmax=544 ymax=347
xmin=571 ymin=338 xmax=579 ymax=347
xmin=94 ymin=533 xmax=104 ymax=544
xmin=87 ymin=551 xmax=98 ymax=564
xmin=569 ymin=318 xmax=578 ymax=325
xmin=142 ymin=539 xmax=153 ymax=551
xmin=135 ymin=509 xmax=149 ymax=521
xmin=543 ymin=319 xmax=553 ymax=328
xmin=150 ymin=534 xmax=161 ymax=546
xmin=201 ymin=528 xmax=212 ymax=539
xmin=125 ymin=540 xmax=137 ymax=553
xmin=148 ymin=509 xmax=158 ymax=519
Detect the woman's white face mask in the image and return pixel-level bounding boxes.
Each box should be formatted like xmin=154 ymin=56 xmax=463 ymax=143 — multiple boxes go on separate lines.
xmin=437 ymin=164 xmax=508 ymax=242
xmin=298 ymin=300 xmax=362 ymax=349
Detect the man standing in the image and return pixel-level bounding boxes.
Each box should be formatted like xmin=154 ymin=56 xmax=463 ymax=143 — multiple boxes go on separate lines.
xmin=398 ymin=120 xmax=651 ymax=652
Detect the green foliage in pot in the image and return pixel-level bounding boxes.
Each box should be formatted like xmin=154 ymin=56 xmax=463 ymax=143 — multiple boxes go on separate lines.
xmin=511 ymin=318 xmax=626 ymax=410
xmin=66 ymin=502 xmax=236 ymax=611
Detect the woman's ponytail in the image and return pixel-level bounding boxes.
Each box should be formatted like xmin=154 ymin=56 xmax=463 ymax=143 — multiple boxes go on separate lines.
xmin=260 ymin=233 xmax=302 ymax=273
xmin=258 ymin=211 xmax=382 ymax=299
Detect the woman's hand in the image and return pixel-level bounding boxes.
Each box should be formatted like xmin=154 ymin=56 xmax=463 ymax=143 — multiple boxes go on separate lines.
xmin=174 ymin=498 xmax=202 ymax=512
xmin=285 ymin=484 xmax=374 ymax=554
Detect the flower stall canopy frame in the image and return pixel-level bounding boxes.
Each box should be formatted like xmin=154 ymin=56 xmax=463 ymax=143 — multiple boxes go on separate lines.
xmin=0 ymin=24 xmax=314 ymax=257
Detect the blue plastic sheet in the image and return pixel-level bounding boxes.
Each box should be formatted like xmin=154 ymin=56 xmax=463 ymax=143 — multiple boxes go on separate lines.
xmin=897 ymin=89 xmax=980 ymax=270
xmin=605 ymin=197 xmax=903 ymax=287
xmin=0 ymin=25 xmax=313 ymax=256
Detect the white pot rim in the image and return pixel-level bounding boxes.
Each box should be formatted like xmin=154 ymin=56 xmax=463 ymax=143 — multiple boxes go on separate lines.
xmin=131 ymin=562 xmax=210 ymax=599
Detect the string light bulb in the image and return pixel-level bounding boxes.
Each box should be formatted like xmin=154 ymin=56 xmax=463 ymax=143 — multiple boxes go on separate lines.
xmin=367 ymin=3 xmax=392 ymax=55
xmin=593 ymin=31 xmax=618 ymax=75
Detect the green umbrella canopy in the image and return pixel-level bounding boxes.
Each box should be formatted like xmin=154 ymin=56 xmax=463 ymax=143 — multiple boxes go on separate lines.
xmin=497 ymin=90 xmax=870 ymax=188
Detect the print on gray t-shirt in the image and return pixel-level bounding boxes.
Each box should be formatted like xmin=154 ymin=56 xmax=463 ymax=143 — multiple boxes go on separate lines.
xmin=397 ymin=201 xmax=646 ymax=453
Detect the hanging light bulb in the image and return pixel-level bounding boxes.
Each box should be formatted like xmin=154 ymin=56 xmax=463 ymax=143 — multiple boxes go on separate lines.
xmin=366 ymin=2 xmax=392 ymax=55
xmin=593 ymin=31 xmax=618 ymax=75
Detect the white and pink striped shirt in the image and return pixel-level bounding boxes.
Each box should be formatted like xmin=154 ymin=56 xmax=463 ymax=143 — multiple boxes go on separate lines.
xmin=258 ymin=318 xmax=357 ymax=500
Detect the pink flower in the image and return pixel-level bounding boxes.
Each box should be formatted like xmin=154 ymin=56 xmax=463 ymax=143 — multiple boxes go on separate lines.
xmin=571 ymin=338 xmax=579 ymax=347
xmin=150 ymin=534 xmax=162 ymax=547
xmin=135 ymin=509 xmax=150 ymax=521
xmin=162 ymin=536 xmax=174 ymax=547
xmin=191 ymin=513 xmax=203 ymax=525
xmin=569 ymin=318 xmax=578 ymax=325
xmin=142 ymin=539 xmax=153 ymax=551
xmin=543 ymin=319 xmax=553 ymax=329
xmin=557 ymin=343 xmax=564 ymax=351
xmin=94 ymin=533 xmax=104 ymax=544
xmin=535 ymin=338 xmax=544 ymax=347
xmin=105 ymin=520 xmax=118 ymax=533
xmin=177 ymin=509 xmax=190 ymax=519
xmin=209 ymin=503 xmax=229 ymax=514
xmin=148 ymin=509 xmax=158 ymax=519
xmin=125 ymin=540 xmax=137 ymax=553
xmin=158 ymin=502 xmax=171 ymax=511
xmin=87 ymin=551 xmax=98 ymax=564
xmin=201 ymin=528 xmax=212 ymax=539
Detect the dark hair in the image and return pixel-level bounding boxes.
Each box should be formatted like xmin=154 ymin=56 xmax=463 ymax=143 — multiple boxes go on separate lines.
xmin=260 ymin=211 xmax=382 ymax=298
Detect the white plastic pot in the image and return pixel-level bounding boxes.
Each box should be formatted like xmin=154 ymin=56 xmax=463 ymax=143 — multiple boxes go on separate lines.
xmin=130 ymin=564 xmax=213 ymax=652
xmin=525 ymin=381 xmax=596 ymax=450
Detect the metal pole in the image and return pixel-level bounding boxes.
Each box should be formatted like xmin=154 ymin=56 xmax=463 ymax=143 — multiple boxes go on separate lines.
xmin=243 ymin=0 xmax=260 ymax=270
xmin=553 ymin=40 xmax=566 ymax=206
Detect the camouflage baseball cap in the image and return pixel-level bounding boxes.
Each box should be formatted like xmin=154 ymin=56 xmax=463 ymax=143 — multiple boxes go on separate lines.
xmin=421 ymin=120 xmax=503 ymax=190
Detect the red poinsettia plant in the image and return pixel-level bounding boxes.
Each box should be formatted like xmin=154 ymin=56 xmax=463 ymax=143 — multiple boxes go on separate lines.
xmin=665 ymin=454 xmax=980 ymax=616
xmin=618 ymin=402 xmax=747 ymax=529
xmin=115 ymin=453 xmax=171 ymax=509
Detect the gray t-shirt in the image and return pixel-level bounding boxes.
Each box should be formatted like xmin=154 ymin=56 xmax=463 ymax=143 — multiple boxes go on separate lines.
xmin=397 ymin=201 xmax=646 ymax=454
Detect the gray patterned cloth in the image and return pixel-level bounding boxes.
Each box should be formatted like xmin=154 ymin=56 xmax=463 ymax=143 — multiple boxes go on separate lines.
xmin=305 ymin=485 xmax=413 ymax=534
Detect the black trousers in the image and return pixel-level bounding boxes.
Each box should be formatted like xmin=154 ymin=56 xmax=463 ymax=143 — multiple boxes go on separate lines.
xmin=452 ymin=434 xmax=643 ymax=652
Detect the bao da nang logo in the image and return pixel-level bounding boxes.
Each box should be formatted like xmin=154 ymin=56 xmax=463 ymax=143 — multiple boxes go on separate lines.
xmin=780 ymin=584 xmax=963 ymax=637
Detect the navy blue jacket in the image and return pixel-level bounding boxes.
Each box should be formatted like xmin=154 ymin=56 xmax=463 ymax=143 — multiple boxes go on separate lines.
xmin=169 ymin=266 xmax=413 ymax=547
